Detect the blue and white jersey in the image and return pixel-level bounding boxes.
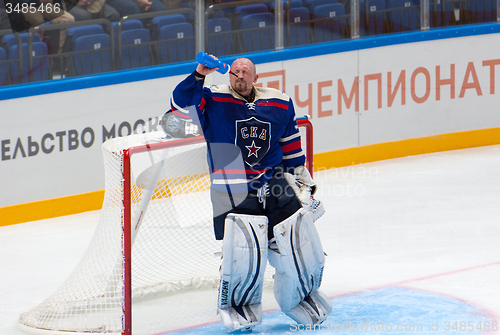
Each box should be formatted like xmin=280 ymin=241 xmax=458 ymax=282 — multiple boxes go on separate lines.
xmin=171 ymin=71 xmax=305 ymax=191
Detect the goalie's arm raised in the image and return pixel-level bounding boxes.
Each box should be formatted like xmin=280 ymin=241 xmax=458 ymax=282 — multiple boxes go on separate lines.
xmin=170 ymin=71 xmax=208 ymax=123
xmin=170 ymin=54 xmax=220 ymax=122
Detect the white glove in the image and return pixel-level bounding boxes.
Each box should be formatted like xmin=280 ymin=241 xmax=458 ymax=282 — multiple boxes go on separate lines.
xmin=284 ymin=166 xmax=325 ymax=222
xmin=284 ymin=166 xmax=316 ymax=204
xmin=294 ymin=166 xmax=316 ymax=194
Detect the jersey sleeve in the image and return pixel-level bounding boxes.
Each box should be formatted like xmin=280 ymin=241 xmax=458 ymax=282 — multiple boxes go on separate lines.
xmin=170 ymin=71 xmax=207 ymax=124
xmin=279 ymin=99 xmax=306 ymax=170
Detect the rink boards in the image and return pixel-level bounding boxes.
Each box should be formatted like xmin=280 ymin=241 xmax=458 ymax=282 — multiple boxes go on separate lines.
xmin=1 ymin=23 xmax=500 ymax=224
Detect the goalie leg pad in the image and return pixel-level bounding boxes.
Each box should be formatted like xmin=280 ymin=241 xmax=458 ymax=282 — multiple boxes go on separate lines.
xmin=286 ymin=290 xmax=332 ymax=326
xmin=219 ymin=304 xmax=262 ymax=332
xmin=268 ymin=208 xmax=332 ymax=324
xmin=218 ymin=213 xmax=268 ymax=332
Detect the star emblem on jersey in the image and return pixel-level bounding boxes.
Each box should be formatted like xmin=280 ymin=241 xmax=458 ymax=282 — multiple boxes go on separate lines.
xmin=236 ymin=117 xmax=271 ymax=167
xmin=245 ymin=141 xmax=261 ymax=158
xmin=246 ymin=102 xmax=256 ymax=110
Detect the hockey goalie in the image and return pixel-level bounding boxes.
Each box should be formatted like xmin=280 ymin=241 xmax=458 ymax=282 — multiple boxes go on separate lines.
xmin=166 ymin=54 xmax=332 ymax=332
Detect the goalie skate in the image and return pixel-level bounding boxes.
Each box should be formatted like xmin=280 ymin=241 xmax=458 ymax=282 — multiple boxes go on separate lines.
xmin=286 ymin=291 xmax=332 ymax=326
xmin=219 ymin=304 xmax=262 ymax=332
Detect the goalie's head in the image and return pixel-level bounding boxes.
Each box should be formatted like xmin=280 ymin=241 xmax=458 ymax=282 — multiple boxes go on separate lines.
xmin=160 ymin=110 xmax=201 ymax=138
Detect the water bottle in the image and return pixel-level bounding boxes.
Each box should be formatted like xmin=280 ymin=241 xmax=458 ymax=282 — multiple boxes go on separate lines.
xmin=196 ymin=52 xmax=230 ymax=75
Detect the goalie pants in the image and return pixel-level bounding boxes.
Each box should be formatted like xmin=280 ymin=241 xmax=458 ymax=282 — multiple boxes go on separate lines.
xmin=211 ymin=165 xmax=302 ymax=241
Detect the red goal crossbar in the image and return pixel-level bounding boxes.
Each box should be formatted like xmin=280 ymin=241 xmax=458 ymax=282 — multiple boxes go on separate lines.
xmin=121 ymin=118 xmax=313 ymax=335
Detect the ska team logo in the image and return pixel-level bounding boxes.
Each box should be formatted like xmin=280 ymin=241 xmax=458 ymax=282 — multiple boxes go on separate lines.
xmin=236 ymin=117 xmax=271 ymax=167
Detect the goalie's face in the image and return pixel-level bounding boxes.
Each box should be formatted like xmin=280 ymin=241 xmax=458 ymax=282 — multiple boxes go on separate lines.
xmin=230 ymin=58 xmax=258 ymax=97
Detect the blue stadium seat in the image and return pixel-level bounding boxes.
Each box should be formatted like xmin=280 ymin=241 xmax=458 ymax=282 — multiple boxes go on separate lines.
xmin=157 ymin=22 xmax=194 ymax=63
xmin=2 ymin=33 xmax=41 ymax=50
xmin=151 ymin=14 xmax=186 ymax=40
xmin=209 ymin=10 xmax=226 ymax=19
xmin=235 ymin=3 xmax=269 ymax=17
xmin=8 ymin=42 xmax=49 ymax=83
xmin=207 ymin=18 xmax=232 ymax=56
xmin=120 ymin=28 xmax=150 ymax=69
xmin=469 ymin=0 xmax=496 ymax=22
xmin=235 ymin=4 xmax=269 ymax=28
xmin=430 ymin=0 xmax=452 ymax=27
xmin=113 ymin=19 xmax=143 ymax=33
xmin=287 ymin=7 xmax=311 ymax=46
xmin=63 ymin=24 xmax=105 ymax=56
xmin=305 ymin=0 xmax=338 ymax=12
xmin=113 ymin=20 xmax=149 ymax=69
xmin=0 ymin=47 xmax=7 ymax=86
xmin=312 ymin=3 xmax=347 ymax=42
xmin=218 ymin=0 xmax=238 ymax=17
xmin=240 ymin=12 xmax=275 ymax=52
xmin=386 ymin=0 xmax=420 ymax=32
xmin=67 ymin=25 xmax=104 ymax=42
xmin=360 ymin=0 xmax=386 ymax=36
xmin=267 ymin=0 xmax=304 ymax=11
xmin=113 ymin=20 xmax=144 ymax=51
xmin=73 ymin=34 xmax=111 ymax=75
xmin=180 ymin=1 xmax=195 ymax=22
xmin=152 ymin=14 xmax=186 ymax=30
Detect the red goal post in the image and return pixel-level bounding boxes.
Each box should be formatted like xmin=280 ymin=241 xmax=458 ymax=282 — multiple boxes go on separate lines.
xmin=18 ymin=117 xmax=313 ymax=335
xmin=122 ymin=117 xmax=313 ymax=334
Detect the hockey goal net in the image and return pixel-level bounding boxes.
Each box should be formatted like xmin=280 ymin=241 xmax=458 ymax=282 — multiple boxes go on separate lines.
xmin=19 ymin=118 xmax=313 ymax=335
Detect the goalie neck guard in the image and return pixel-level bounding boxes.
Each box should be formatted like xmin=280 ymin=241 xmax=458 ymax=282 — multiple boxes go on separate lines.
xmin=160 ymin=110 xmax=201 ymax=138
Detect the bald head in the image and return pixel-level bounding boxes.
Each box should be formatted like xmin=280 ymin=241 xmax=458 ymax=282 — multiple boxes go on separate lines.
xmin=232 ymin=58 xmax=256 ymax=75
xmin=230 ymin=58 xmax=258 ymax=97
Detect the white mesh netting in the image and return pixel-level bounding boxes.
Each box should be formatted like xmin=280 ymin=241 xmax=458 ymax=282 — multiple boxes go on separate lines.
xmin=18 ymin=131 xmax=280 ymax=334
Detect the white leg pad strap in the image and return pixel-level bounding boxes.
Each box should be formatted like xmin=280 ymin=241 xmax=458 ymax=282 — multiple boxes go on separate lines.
xmin=268 ymin=208 xmax=332 ymax=325
xmin=218 ymin=213 xmax=268 ymax=332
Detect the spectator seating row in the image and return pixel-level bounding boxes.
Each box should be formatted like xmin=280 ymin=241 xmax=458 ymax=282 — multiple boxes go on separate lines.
xmin=0 ymin=28 xmax=113 ymax=85
xmin=208 ymin=2 xmax=351 ymax=51
xmin=427 ymin=0 xmax=496 ymax=25
xmin=0 ymin=17 xmax=190 ymax=85
xmin=469 ymin=0 xmax=496 ymax=22
xmin=0 ymin=0 xmax=451 ymax=86
xmin=63 ymin=18 xmax=196 ymax=75
xmin=1 ymin=0 xmax=496 ymax=86
xmin=0 ymin=33 xmax=49 ymax=85
xmin=359 ymin=0 xmax=494 ymax=36
xmin=360 ymin=0 xmax=420 ymax=35
xmin=211 ymin=0 xmax=417 ymax=47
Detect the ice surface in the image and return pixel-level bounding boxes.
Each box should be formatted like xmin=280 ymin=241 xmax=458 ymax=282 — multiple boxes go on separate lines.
xmin=1 ymin=145 xmax=499 ymax=335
